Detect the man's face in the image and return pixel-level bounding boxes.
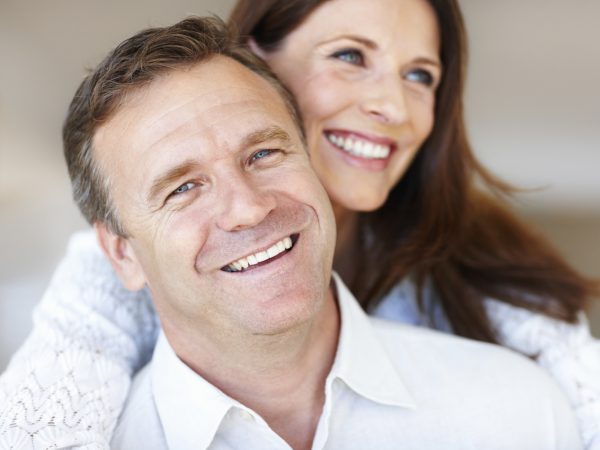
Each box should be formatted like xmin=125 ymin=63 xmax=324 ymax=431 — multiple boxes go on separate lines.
xmin=94 ymin=56 xmax=336 ymax=339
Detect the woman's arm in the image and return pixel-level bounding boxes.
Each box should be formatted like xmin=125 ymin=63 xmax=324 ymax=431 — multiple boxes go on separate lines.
xmin=485 ymin=299 xmax=600 ymax=450
xmin=0 ymin=230 xmax=158 ymax=449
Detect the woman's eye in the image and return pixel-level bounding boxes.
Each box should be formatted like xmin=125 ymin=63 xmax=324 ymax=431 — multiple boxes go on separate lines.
xmin=331 ymin=48 xmax=364 ymax=66
xmin=171 ymin=182 xmax=195 ymax=196
xmin=404 ymin=68 xmax=435 ymax=87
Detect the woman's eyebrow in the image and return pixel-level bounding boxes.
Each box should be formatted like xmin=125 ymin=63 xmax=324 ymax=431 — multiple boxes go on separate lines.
xmin=412 ymin=56 xmax=442 ymax=70
xmin=317 ymin=35 xmax=441 ymax=68
xmin=319 ymin=34 xmax=377 ymax=49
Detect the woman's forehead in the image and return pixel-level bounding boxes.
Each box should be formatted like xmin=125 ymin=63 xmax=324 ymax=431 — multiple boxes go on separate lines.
xmin=284 ymin=0 xmax=440 ymax=56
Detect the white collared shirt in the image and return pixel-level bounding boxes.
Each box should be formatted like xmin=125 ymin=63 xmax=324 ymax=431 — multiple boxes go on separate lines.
xmin=112 ymin=274 xmax=581 ymax=450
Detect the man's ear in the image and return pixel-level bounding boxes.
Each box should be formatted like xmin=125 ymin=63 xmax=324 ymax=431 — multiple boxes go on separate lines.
xmin=94 ymin=222 xmax=146 ymax=291
xmin=247 ymin=37 xmax=267 ymax=60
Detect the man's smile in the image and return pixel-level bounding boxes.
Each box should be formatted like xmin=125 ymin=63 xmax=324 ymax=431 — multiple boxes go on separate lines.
xmin=221 ymin=234 xmax=299 ymax=273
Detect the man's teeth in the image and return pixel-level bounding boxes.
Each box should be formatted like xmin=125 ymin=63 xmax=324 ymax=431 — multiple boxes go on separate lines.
xmin=326 ymin=133 xmax=391 ymax=159
xmin=227 ymin=237 xmax=293 ymax=272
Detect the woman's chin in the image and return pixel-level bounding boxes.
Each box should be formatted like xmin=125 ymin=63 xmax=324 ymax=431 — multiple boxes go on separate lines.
xmin=332 ymin=191 xmax=389 ymax=214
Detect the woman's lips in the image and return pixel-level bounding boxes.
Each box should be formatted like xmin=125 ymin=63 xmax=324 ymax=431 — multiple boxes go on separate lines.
xmin=323 ymin=130 xmax=397 ymax=171
xmin=325 ymin=130 xmax=395 ymax=159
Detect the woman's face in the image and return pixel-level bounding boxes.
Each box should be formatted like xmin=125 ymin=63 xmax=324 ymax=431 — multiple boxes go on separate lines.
xmin=257 ymin=0 xmax=441 ymax=213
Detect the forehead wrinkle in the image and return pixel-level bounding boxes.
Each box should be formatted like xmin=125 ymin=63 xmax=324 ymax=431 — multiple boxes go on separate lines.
xmin=145 ymin=104 xmax=287 ymax=162
xmin=140 ymin=93 xmax=272 ymax=150
xmin=140 ymin=99 xmax=217 ymax=149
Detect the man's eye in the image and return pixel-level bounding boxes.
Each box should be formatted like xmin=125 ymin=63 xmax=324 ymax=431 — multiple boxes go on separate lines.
xmin=251 ymin=149 xmax=275 ymax=162
xmin=172 ymin=182 xmax=195 ymax=196
xmin=330 ymin=48 xmax=364 ymax=66
xmin=404 ymin=69 xmax=435 ymax=87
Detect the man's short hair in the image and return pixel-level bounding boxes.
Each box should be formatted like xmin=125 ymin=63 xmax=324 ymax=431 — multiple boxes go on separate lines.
xmin=63 ymin=16 xmax=304 ymax=236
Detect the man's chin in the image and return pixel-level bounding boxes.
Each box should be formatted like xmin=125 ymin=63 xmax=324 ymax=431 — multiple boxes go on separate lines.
xmin=231 ymin=275 xmax=330 ymax=335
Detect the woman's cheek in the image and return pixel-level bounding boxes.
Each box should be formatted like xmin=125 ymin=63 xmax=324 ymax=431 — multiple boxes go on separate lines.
xmin=297 ymin=70 xmax=353 ymax=126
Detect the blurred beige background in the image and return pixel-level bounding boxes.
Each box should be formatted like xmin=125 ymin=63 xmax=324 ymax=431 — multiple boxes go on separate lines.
xmin=1 ymin=0 xmax=599 ymax=370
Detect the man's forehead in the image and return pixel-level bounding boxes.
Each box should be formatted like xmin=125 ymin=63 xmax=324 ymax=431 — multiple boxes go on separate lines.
xmin=95 ymin=56 xmax=296 ymax=157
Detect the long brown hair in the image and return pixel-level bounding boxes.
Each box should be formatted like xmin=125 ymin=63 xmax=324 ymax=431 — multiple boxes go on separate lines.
xmin=229 ymin=0 xmax=598 ymax=343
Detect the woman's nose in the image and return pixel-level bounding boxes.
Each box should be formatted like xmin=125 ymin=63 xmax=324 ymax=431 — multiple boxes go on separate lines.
xmin=359 ymin=75 xmax=408 ymax=125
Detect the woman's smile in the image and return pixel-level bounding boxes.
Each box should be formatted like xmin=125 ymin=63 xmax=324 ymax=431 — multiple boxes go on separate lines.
xmin=257 ymin=0 xmax=441 ymax=213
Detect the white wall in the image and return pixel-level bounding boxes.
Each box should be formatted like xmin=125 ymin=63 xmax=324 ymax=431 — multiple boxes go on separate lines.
xmin=462 ymin=0 xmax=600 ymax=211
xmin=1 ymin=0 xmax=599 ymax=370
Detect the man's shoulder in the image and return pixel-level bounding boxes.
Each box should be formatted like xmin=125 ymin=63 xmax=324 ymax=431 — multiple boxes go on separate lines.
xmin=362 ymin=317 xmax=581 ymax=449
xmin=369 ymin=316 xmax=571 ymax=406
xmin=371 ymin=315 xmax=528 ymax=362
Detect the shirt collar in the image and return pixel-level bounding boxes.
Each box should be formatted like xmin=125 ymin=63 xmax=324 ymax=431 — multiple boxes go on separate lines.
xmin=151 ymin=273 xmax=416 ymax=450
xmin=329 ymin=272 xmax=417 ymax=409
xmin=151 ymin=333 xmax=243 ymax=450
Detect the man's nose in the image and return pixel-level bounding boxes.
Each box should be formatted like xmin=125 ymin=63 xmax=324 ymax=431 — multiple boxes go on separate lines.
xmin=215 ymin=173 xmax=276 ymax=232
xmin=359 ymin=74 xmax=409 ymax=125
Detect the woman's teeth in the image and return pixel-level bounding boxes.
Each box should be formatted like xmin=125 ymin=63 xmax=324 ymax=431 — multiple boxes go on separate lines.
xmin=226 ymin=236 xmax=293 ymax=272
xmin=326 ymin=133 xmax=391 ymax=159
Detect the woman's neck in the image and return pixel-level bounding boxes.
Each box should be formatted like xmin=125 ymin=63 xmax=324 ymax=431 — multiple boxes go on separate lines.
xmin=332 ymin=204 xmax=359 ymax=285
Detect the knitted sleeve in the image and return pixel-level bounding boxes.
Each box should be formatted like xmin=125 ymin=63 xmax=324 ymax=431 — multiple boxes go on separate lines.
xmin=486 ymin=299 xmax=600 ymax=450
xmin=0 ymin=230 xmax=158 ymax=449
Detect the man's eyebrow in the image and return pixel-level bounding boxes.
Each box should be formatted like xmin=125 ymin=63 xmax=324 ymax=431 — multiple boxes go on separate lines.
xmin=147 ymin=160 xmax=201 ymax=202
xmin=242 ymin=125 xmax=293 ymax=149
xmin=146 ymin=127 xmax=292 ymax=203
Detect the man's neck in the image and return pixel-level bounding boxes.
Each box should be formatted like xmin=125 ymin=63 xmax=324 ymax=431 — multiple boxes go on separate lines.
xmin=163 ymin=285 xmax=340 ymax=450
